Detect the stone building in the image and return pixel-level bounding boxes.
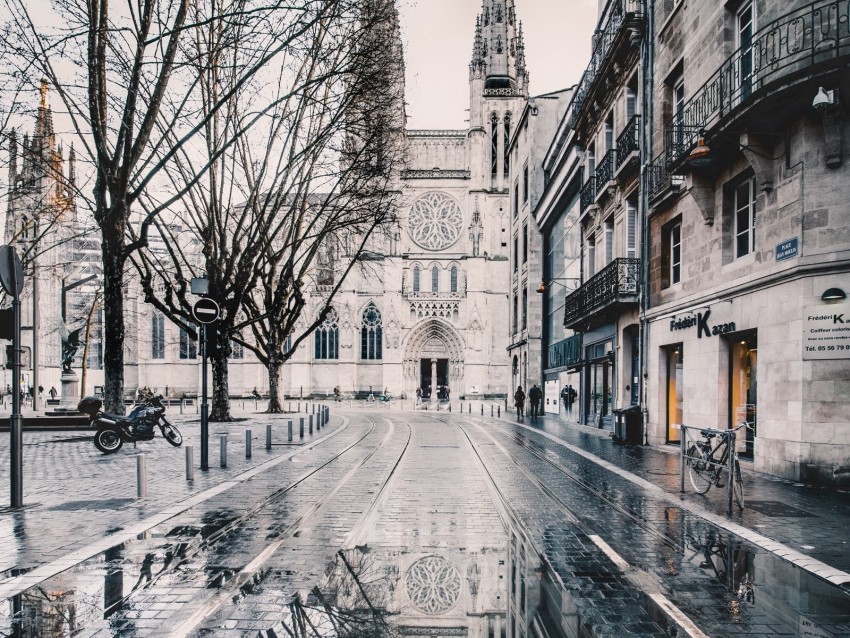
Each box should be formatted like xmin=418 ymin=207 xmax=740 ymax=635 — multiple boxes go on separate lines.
xmin=644 ymin=0 xmax=850 ymax=483
xmin=3 ymin=81 xmax=103 ymax=402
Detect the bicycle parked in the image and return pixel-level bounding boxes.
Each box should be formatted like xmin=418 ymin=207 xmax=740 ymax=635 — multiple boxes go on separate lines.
xmin=686 ymin=422 xmax=753 ymax=508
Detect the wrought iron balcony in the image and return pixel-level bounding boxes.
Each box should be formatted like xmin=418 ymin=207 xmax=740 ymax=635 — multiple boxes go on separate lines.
xmin=580 ymin=176 xmax=597 ymax=213
xmin=568 ymin=0 xmax=644 ymax=131
xmin=564 ymin=258 xmax=640 ymax=330
xmin=616 ymin=115 xmax=640 ymax=171
xmin=595 ymin=149 xmax=616 ymax=190
xmin=646 ymin=150 xmax=683 ymax=204
xmin=664 ymin=0 xmax=850 ymax=167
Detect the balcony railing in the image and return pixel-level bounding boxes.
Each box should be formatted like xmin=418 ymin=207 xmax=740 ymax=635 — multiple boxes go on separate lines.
xmin=646 ymin=150 xmax=684 ymax=202
xmin=616 ymin=115 xmax=640 ymax=169
xmin=580 ymin=176 xmax=597 ymax=213
xmin=665 ymin=0 xmax=850 ymax=166
xmin=569 ymin=0 xmax=644 ymax=128
xmin=564 ymin=258 xmax=640 ymax=329
xmin=595 ymin=148 xmax=616 ymax=188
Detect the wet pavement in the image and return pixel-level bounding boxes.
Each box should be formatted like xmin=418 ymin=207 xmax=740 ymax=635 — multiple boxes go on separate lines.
xmin=0 ymin=404 xmax=848 ymax=637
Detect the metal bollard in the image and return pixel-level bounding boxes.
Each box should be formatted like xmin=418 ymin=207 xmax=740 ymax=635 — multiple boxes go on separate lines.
xmin=180 ymin=400 xmax=184 ymax=415
xmin=312 ymin=404 xmax=316 ymax=414
xmin=186 ymin=446 xmax=194 ymax=481
xmin=220 ymin=435 xmax=228 ymax=468
xmin=491 ymin=405 xmax=494 ymax=417
xmin=449 ymin=403 xmax=452 ymax=412
xmin=298 ymin=401 xmax=301 ymax=413
xmin=136 ymin=454 xmax=147 ymax=498
xmin=245 ymin=430 xmax=252 ymax=458
xmin=196 ymin=400 xmax=199 ymax=414
xmin=288 ymin=401 xmax=291 ymax=412
xmin=498 ymin=406 xmax=501 ymax=417
xmin=300 ymin=418 xmax=305 ymax=439
xmin=288 ymin=420 xmax=293 ymax=442
xmin=309 ymin=415 xmax=313 ymax=434
xmin=266 ymin=424 xmax=272 ymax=450
xmin=241 ymin=400 xmax=245 ymax=410
xmin=481 ymin=404 xmax=484 ymax=415
xmin=468 ymin=403 xmax=471 ymax=414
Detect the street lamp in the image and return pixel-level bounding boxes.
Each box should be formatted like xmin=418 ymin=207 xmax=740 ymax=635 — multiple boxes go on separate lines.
xmin=536 ymin=278 xmax=580 ymax=294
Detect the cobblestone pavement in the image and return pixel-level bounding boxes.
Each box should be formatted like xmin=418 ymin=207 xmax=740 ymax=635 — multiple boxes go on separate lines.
xmin=0 ymin=406 xmax=848 ymax=637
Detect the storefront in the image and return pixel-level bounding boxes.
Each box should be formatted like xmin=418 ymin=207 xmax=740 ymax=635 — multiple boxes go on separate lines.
xmin=581 ymin=327 xmax=615 ymax=429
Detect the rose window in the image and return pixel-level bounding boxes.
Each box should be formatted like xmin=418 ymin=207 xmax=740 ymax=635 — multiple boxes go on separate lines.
xmin=408 ymin=192 xmax=464 ymax=251
xmin=405 ymin=556 xmax=462 ymax=614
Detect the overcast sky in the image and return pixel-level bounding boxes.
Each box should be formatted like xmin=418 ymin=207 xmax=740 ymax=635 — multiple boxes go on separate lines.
xmin=398 ymin=0 xmax=600 ymax=129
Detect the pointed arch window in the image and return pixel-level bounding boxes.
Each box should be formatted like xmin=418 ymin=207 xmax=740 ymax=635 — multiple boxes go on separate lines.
xmin=314 ymin=309 xmax=339 ymax=360
xmin=151 ymin=312 xmax=165 ymax=360
xmin=504 ymin=113 xmax=511 ymax=179
xmin=451 ymin=267 xmax=458 ymax=293
xmin=432 ymin=266 xmax=439 ymax=292
xmin=413 ymin=266 xmax=420 ymax=292
xmin=361 ymin=304 xmax=383 ymax=360
xmin=491 ymin=113 xmax=499 ymax=178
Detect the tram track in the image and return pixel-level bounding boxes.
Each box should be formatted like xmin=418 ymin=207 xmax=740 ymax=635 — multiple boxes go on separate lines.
xmin=166 ymin=413 xmax=414 ymax=638
xmin=454 ymin=416 xmax=712 ymax=638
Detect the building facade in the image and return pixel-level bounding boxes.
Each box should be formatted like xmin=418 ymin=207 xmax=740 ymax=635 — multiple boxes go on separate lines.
xmin=644 ymin=0 xmax=850 ymax=483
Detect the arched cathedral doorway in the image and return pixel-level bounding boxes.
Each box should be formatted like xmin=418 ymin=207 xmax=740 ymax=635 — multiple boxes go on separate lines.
xmin=402 ymin=319 xmax=465 ymax=402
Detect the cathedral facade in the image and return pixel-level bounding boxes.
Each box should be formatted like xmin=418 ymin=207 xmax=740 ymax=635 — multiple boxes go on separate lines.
xmin=4 ymin=2 xmax=528 ymax=402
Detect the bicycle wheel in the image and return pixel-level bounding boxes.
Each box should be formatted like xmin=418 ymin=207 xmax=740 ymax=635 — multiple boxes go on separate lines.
xmin=687 ymin=445 xmax=713 ymax=494
xmin=733 ymin=459 xmax=745 ymax=508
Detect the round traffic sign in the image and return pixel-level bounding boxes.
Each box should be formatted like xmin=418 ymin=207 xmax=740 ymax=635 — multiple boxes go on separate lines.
xmin=192 ymin=297 xmax=220 ymax=324
xmin=0 ymin=245 xmax=24 ymax=297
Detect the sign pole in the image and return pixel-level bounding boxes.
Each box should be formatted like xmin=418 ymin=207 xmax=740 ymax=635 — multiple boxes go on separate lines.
xmin=9 ymin=249 xmax=23 ymax=507
xmin=200 ymin=323 xmax=209 ymax=470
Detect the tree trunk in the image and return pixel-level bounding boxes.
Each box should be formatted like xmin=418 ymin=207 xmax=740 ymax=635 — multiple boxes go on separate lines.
xmin=102 ymin=236 xmax=126 ymax=414
xmin=209 ymin=327 xmax=232 ymax=421
xmin=266 ymin=356 xmax=282 ymax=413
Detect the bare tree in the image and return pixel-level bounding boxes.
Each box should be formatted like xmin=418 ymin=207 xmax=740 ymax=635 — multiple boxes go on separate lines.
xmin=0 ymin=0 xmax=355 ymax=413
xmin=128 ymin=0 xmax=403 ymax=418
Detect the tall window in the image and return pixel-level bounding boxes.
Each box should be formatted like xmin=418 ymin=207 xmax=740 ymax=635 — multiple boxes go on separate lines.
xmin=587 ymin=237 xmax=596 ymax=278
xmin=738 ymin=3 xmax=754 ymax=100
xmin=521 ymin=289 xmax=528 ymax=330
xmin=735 ymin=177 xmax=756 ymax=258
xmin=230 ymin=339 xmax=244 ymax=359
xmin=151 ymin=312 xmax=165 ymax=359
xmin=413 ymin=266 xmax=420 ymax=292
xmin=604 ymin=217 xmax=614 ymax=264
xmin=673 ymin=77 xmax=685 ymax=147
xmin=522 ymin=163 xmax=529 ymax=203
xmin=626 ymin=84 xmax=637 ymax=120
xmin=671 ymin=222 xmax=682 ymax=284
xmin=504 ymin=113 xmax=511 ymax=179
xmin=626 ymin=200 xmax=638 ymax=258
xmin=513 ymin=294 xmax=518 ymax=334
xmin=513 ymin=180 xmax=519 ymax=217
xmin=604 ymin=113 xmax=614 ymax=151
xmin=431 ymin=266 xmax=439 ymax=292
xmin=522 ymin=224 xmax=528 ymax=263
xmin=587 ymin=144 xmax=596 ymax=176
xmin=513 ymin=236 xmax=519 ymax=272
xmin=450 ymin=266 xmax=458 ymax=293
xmin=179 ymin=325 xmax=197 ymax=359
xmin=361 ymin=304 xmax=382 ymax=360
xmin=314 ymin=309 xmax=339 ymax=360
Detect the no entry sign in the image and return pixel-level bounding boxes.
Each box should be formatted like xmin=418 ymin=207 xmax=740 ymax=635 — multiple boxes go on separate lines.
xmin=192 ymin=297 xmax=220 ymax=324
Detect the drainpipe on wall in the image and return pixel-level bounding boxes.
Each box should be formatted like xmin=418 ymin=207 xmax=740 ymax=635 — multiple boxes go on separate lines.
xmin=638 ymin=0 xmax=655 ymax=446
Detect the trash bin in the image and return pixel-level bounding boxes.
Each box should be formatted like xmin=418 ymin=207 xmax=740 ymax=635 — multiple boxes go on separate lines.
xmin=612 ymin=405 xmax=642 ymax=445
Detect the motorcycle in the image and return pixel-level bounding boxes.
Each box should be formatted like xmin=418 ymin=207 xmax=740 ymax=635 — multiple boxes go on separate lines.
xmin=78 ymin=394 xmax=183 ymax=454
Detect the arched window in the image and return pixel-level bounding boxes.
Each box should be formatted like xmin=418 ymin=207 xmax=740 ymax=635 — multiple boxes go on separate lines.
xmin=361 ymin=304 xmax=382 ymax=360
xmin=450 ymin=267 xmax=458 ymax=293
xmin=432 ymin=266 xmax=439 ymax=292
xmin=314 ymin=309 xmax=339 ymax=360
xmin=413 ymin=266 xmax=420 ymax=293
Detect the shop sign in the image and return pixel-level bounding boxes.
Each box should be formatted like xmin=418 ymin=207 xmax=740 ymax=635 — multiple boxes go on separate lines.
xmin=803 ymin=303 xmax=850 ymax=360
xmin=669 ymin=309 xmax=735 ymax=338
xmin=775 ymin=237 xmax=798 ymax=262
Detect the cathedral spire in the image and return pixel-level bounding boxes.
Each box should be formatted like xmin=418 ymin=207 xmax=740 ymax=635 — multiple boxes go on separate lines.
xmin=470 ymin=0 xmax=528 ymax=95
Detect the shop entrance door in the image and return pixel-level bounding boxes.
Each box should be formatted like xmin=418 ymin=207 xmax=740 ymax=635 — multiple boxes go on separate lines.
xmin=730 ymin=331 xmax=757 ymax=457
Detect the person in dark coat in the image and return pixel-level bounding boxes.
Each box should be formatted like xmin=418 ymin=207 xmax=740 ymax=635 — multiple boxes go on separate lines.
xmin=514 ymin=386 xmax=526 ymax=420
xmin=528 ymin=384 xmax=543 ymax=418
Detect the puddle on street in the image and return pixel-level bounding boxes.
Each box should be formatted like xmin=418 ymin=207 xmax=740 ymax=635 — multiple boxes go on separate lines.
xmin=1 ymin=508 xmax=849 ymax=637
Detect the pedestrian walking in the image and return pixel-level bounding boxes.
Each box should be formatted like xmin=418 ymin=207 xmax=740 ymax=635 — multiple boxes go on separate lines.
xmin=415 ymin=387 xmax=422 ymax=407
xmin=528 ymin=384 xmax=542 ymax=418
xmin=49 ymin=386 xmax=57 ymax=401
xmin=38 ymin=384 xmax=44 ymax=399
xmin=514 ymin=385 xmax=525 ymax=420
xmin=251 ymin=387 xmax=261 ymax=400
